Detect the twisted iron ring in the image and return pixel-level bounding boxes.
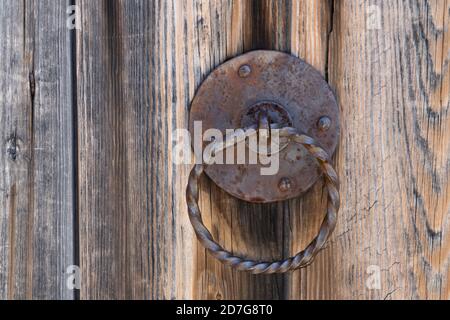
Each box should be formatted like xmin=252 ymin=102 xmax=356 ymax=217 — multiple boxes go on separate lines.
xmin=186 ymin=127 xmax=340 ymax=274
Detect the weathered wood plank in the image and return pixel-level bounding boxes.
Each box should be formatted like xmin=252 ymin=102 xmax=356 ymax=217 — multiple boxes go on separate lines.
xmin=0 ymin=0 xmax=75 ymax=299
xmin=323 ymin=0 xmax=450 ymax=299
xmin=287 ymin=0 xmax=335 ymax=300
xmin=77 ymin=0 xmax=199 ymax=299
xmin=192 ymin=0 xmax=293 ymax=300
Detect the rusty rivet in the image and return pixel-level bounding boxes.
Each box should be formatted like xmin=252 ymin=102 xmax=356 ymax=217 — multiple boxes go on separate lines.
xmin=317 ymin=116 xmax=332 ymax=131
xmin=278 ymin=178 xmax=292 ymax=192
xmin=238 ymin=64 xmax=251 ymax=78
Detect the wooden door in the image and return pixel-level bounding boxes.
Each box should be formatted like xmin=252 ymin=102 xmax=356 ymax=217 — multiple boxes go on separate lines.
xmin=0 ymin=0 xmax=449 ymax=300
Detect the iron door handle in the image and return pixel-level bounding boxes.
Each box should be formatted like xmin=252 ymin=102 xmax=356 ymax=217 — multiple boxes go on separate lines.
xmin=186 ymin=127 xmax=340 ymax=274
xmin=186 ymin=51 xmax=340 ymax=273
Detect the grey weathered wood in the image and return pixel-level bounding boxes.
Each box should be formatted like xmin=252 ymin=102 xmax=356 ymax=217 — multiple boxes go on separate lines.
xmin=0 ymin=0 xmax=75 ymax=299
xmin=76 ymin=0 xmax=190 ymax=299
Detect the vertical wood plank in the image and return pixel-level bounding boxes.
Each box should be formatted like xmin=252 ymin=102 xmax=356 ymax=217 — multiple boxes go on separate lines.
xmin=287 ymin=0 xmax=335 ymax=300
xmin=290 ymin=0 xmax=331 ymax=74
xmin=192 ymin=0 xmax=293 ymax=300
xmin=29 ymin=0 xmax=76 ymax=300
xmin=0 ymin=0 xmax=75 ymax=299
xmin=323 ymin=0 xmax=450 ymax=299
xmin=0 ymin=0 xmax=32 ymax=300
xmin=77 ymin=0 xmax=201 ymax=299
xmin=78 ymin=0 xmax=145 ymax=299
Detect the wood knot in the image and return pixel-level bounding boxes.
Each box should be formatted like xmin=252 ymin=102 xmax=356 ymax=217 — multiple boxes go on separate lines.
xmin=6 ymin=134 xmax=21 ymax=161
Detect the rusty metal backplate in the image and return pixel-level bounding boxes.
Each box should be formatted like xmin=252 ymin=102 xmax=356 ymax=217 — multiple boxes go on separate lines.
xmin=189 ymin=50 xmax=339 ymax=203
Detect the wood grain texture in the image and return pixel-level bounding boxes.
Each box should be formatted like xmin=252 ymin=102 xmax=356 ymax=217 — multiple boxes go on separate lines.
xmin=76 ymin=0 xmax=200 ymax=299
xmin=0 ymin=0 xmax=75 ymax=299
xmin=192 ymin=0 xmax=291 ymax=300
xmin=325 ymin=0 xmax=450 ymax=299
xmin=287 ymin=0 xmax=335 ymax=300
xmin=1 ymin=0 xmax=448 ymax=300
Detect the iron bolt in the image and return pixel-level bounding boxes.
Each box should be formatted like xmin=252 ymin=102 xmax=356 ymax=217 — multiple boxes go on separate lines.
xmin=278 ymin=178 xmax=292 ymax=192
xmin=317 ymin=116 xmax=332 ymax=131
xmin=238 ymin=64 xmax=251 ymax=78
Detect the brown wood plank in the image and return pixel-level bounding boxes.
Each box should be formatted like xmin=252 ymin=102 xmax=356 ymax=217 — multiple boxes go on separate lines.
xmin=192 ymin=0 xmax=293 ymax=300
xmin=318 ymin=0 xmax=450 ymax=299
xmin=287 ymin=0 xmax=335 ymax=300
xmin=0 ymin=0 xmax=75 ymax=299
xmin=77 ymin=0 xmax=199 ymax=299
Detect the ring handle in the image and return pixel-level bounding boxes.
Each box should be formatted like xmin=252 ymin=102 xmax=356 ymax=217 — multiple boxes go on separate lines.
xmin=186 ymin=128 xmax=340 ymax=274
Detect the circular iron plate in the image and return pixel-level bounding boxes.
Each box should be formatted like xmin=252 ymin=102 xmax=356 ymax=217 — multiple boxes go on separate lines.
xmin=189 ymin=50 xmax=339 ymax=203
